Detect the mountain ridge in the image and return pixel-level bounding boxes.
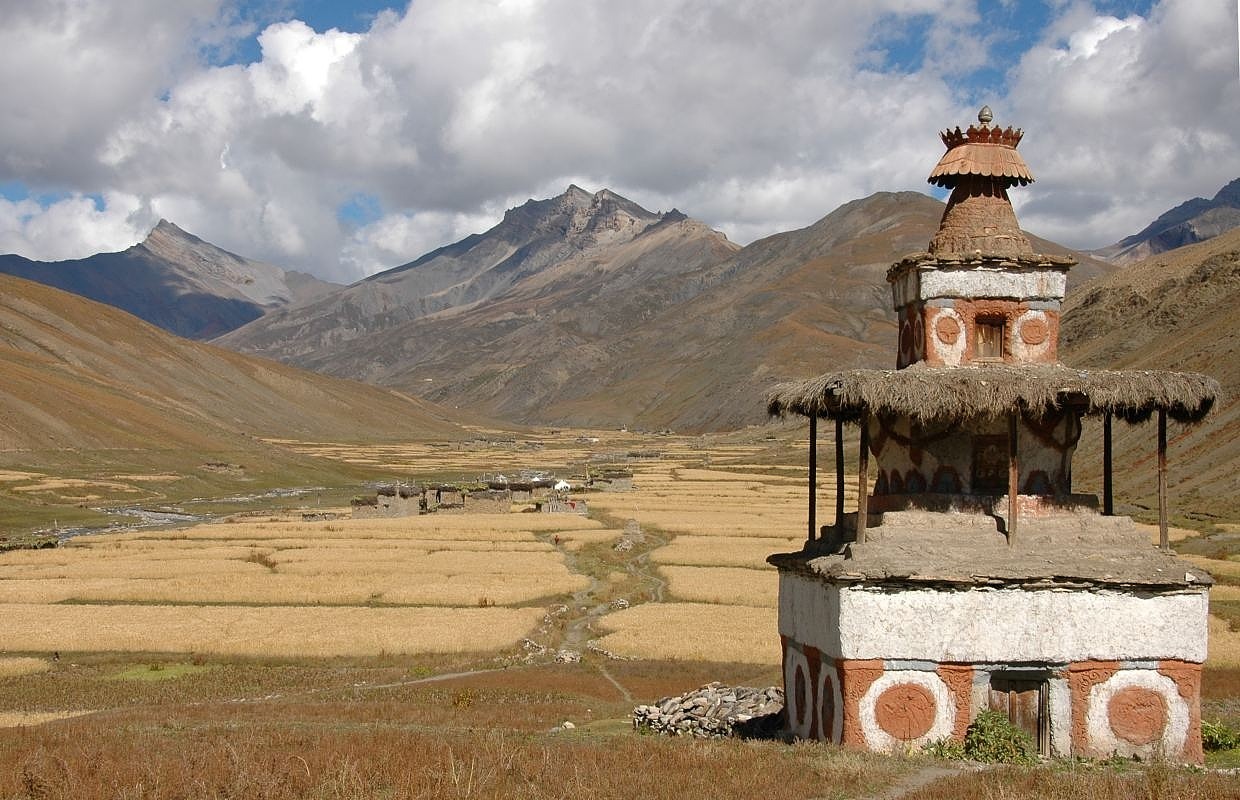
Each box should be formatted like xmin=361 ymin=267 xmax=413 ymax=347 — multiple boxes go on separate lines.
xmin=1091 ymin=177 xmax=1240 ymax=264
xmin=0 ymin=220 xmax=339 ymax=340
xmin=219 ymin=188 xmax=1112 ymax=432
xmin=215 ymin=186 xmax=738 ymax=363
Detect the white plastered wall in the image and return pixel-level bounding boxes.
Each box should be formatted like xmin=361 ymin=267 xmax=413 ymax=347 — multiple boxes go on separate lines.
xmin=778 ymin=574 xmax=1207 ymax=664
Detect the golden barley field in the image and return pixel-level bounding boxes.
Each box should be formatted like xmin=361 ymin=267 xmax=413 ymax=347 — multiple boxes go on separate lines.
xmin=0 ymin=657 xmax=50 ymax=677
xmin=2 ymin=428 xmax=1238 ymax=673
xmin=593 ymin=602 xmax=779 ymax=663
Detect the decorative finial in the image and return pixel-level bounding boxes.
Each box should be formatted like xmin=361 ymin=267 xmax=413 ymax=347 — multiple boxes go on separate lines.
xmin=978 ymin=105 xmax=993 ymax=125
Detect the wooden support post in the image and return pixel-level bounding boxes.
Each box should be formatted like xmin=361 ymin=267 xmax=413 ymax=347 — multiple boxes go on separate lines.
xmin=1008 ymin=411 xmax=1019 ymax=546
xmin=1158 ymin=409 xmax=1168 ymax=552
xmin=835 ymin=417 xmax=845 ymax=527
xmin=857 ymin=412 xmax=870 ymax=545
xmin=808 ymin=416 xmax=817 ymax=543
xmin=1103 ymin=412 xmax=1113 ymax=516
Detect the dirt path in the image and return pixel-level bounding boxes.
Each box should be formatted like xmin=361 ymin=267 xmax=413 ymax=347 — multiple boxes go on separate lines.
xmin=539 ymin=512 xmax=670 ymax=658
xmin=855 ymin=764 xmax=963 ymax=800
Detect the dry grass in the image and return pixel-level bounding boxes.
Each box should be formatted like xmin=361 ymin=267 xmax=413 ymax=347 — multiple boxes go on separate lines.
xmin=1134 ymin=522 xmax=1198 ymax=544
xmin=0 ymin=557 xmax=268 ymax=580
xmin=11 ymin=478 xmax=142 ymax=493
xmin=0 ymin=604 xmax=545 ymax=658
xmin=1187 ymin=554 xmax=1240 ymax=581
xmin=0 ymin=710 xmax=94 ymax=728
xmin=1209 ymin=615 xmax=1240 ymax=668
xmin=0 ymin=572 xmax=586 ymax=606
xmin=651 ymin=535 xmax=801 ymax=568
xmin=0 ymin=470 xmax=43 ymax=482
xmin=0 ymin=518 xmax=586 ymax=609
xmin=673 ymin=467 xmax=806 ymax=485
xmin=593 ymin=602 xmax=780 ymax=664
xmin=0 ymin=718 xmax=909 ymax=800
xmin=148 ymin=515 xmax=600 ymax=541
xmin=905 ymin=762 xmax=1239 ymax=799
xmin=549 ymin=529 xmax=624 ymax=551
xmin=0 ymin=657 xmax=51 ymax=677
xmin=1212 ymin=585 xmax=1240 ymax=601
xmin=661 ymin=566 xmax=778 ymax=607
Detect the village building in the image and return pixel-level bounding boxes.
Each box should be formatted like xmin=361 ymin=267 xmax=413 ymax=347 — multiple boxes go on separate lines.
xmin=767 ymin=108 xmax=1219 ymax=761
xmin=350 ymin=483 xmax=421 ymax=519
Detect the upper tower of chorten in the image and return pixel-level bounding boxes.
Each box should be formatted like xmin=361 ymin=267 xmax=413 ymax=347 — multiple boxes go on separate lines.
xmin=928 ymin=106 xmax=1035 ymax=257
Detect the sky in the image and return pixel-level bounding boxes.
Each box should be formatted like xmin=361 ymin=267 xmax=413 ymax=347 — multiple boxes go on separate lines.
xmin=0 ymin=0 xmax=1236 ymax=282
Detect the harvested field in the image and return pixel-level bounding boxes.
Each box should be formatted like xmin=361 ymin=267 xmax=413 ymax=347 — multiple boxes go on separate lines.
xmin=0 ymin=477 xmax=617 ymax=658
xmin=661 ymin=565 xmax=778 ymax=607
xmin=0 ymin=572 xmax=585 ymax=606
xmin=549 ymin=528 xmax=624 ymax=550
xmin=1209 ymin=616 xmax=1240 ymax=668
xmin=0 ymin=518 xmax=589 ymax=610
xmin=651 ymin=536 xmax=800 ymax=568
xmin=0 ymin=604 xmax=545 ymax=658
xmin=0 ymin=657 xmax=51 ymax=677
xmin=0 ymin=710 xmax=94 ymax=728
xmin=593 ymin=602 xmax=780 ymax=664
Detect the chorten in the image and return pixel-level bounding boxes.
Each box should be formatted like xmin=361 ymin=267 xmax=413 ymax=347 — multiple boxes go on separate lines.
xmin=766 ymin=108 xmax=1219 ymax=761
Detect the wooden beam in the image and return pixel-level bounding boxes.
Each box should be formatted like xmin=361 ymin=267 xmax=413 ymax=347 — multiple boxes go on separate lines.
xmin=1158 ymin=409 xmax=1168 ymax=552
xmin=857 ymin=412 xmax=870 ymax=545
xmin=808 ymin=416 xmax=817 ymax=543
xmin=835 ymin=417 xmax=845 ymax=527
xmin=1103 ymin=412 xmax=1113 ymax=516
xmin=1008 ymin=411 xmax=1019 ymax=546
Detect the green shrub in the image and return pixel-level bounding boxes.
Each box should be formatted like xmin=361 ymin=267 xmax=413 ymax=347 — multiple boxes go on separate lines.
xmin=964 ymin=710 xmax=1037 ymax=764
xmin=925 ymin=710 xmax=1037 ymax=765
xmin=923 ymin=737 xmax=966 ymax=760
xmin=1202 ymin=719 xmax=1240 ymax=751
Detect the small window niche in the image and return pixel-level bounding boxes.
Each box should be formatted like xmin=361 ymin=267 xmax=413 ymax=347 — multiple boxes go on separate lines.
xmin=975 ymin=317 xmax=1006 ymax=360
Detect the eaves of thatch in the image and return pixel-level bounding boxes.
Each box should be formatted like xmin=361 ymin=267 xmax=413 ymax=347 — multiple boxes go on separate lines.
xmin=766 ymin=363 xmax=1220 ymax=425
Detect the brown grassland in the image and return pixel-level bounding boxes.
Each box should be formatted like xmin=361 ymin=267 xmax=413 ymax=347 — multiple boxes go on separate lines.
xmin=0 ymin=429 xmax=1238 ymax=798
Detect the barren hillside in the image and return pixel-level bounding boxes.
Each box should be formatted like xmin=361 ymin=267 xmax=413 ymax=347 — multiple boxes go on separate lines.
xmin=1062 ymin=227 xmax=1240 ymax=521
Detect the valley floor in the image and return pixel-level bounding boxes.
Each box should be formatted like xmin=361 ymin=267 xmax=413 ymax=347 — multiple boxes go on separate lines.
xmin=1 ymin=429 xmax=1239 ymax=797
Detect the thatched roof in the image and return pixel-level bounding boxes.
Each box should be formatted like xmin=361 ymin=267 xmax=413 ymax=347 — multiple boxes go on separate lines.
xmin=767 ymin=363 xmax=1219 ymax=424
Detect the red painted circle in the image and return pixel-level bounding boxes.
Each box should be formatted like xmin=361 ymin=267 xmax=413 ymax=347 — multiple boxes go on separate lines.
xmin=1019 ymin=317 xmax=1049 ymax=345
xmin=935 ymin=316 xmax=960 ymax=345
xmin=1108 ymin=687 xmax=1166 ymax=746
xmin=874 ymin=683 xmax=936 ymax=740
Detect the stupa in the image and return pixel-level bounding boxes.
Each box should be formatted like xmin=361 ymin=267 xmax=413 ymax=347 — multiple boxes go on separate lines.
xmin=766 ymin=107 xmax=1219 ymax=761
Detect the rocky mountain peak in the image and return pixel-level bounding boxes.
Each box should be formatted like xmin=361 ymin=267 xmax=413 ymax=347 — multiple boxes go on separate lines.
xmin=1212 ymin=177 xmax=1240 ymax=207
xmin=1095 ymin=177 xmax=1240 ymax=263
xmin=135 ymin=219 xmax=252 ymax=283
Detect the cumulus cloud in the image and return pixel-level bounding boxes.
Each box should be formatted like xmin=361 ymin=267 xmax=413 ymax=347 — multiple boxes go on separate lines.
xmin=1007 ymin=0 xmax=1240 ymax=247
xmin=0 ymin=192 xmax=147 ymax=261
xmin=0 ymin=0 xmax=1236 ymax=279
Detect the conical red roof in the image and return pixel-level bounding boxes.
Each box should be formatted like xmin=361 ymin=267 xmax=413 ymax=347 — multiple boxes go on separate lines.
xmin=928 ymin=107 xmax=1033 ymax=187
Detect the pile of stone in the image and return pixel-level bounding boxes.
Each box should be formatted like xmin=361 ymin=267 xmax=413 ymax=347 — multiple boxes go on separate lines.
xmin=632 ymin=682 xmax=785 ymax=739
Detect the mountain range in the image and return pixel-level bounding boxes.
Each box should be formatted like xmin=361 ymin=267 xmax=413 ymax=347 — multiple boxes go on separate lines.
xmin=219 ymin=186 xmax=1114 ymax=430
xmin=0 ymin=179 xmax=1235 ymax=526
xmin=0 ymin=221 xmax=338 ymax=339
xmin=1090 ymin=178 xmax=1240 ymax=264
